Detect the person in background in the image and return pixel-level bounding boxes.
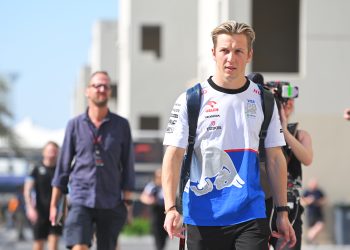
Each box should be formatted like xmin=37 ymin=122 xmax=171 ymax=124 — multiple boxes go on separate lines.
xmin=343 ymin=108 xmax=350 ymax=120
xmin=302 ymin=178 xmax=326 ymax=244
xmin=50 ymin=71 xmax=135 ymax=250
xmin=24 ymin=141 xmax=62 ymax=250
xmin=140 ymin=168 xmax=167 ymax=250
xmin=162 ymin=20 xmax=296 ymax=250
xmin=265 ymin=81 xmax=313 ymax=250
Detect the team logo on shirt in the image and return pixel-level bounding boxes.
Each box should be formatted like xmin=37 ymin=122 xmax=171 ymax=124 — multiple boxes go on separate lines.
xmin=206 ymin=120 xmax=222 ymax=131
xmin=168 ymin=119 xmax=177 ymax=125
xmin=205 ymin=114 xmax=220 ymax=119
xmin=39 ymin=166 xmax=47 ymax=175
xmin=246 ymin=99 xmax=257 ymax=118
xmin=189 ymin=147 xmax=245 ymax=196
xmin=166 ymin=126 xmax=174 ymax=133
xmin=253 ymin=88 xmax=261 ymax=95
xmin=205 ymin=100 xmax=219 ymax=113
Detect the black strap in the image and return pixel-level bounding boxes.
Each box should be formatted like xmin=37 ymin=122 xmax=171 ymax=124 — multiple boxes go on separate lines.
xmin=258 ymin=84 xmax=275 ymax=161
xmin=178 ymin=83 xmax=202 ymax=210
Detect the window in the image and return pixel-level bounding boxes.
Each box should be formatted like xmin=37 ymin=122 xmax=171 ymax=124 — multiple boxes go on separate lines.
xmin=110 ymin=81 xmax=117 ymax=99
xmin=140 ymin=116 xmax=160 ymax=130
xmin=133 ymin=139 xmax=163 ymax=192
xmin=134 ymin=141 xmax=163 ymax=164
xmin=141 ymin=26 xmax=161 ymax=58
xmin=252 ymin=0 xmax=300 ymax=73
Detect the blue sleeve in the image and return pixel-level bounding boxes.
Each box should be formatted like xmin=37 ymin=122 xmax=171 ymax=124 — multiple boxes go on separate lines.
xmin=120 ymin=120 xmax=135 ymax=191
xmin=51 ymin=119 xmax=76 ymax=194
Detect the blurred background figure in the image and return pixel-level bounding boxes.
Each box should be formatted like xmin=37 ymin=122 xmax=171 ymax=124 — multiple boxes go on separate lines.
xmin=248 ymin=73 xmax=313 ymax=250
xmin=23 ymin=141 xmax=62 ymax=250
xmin=343 ymin=108 xmax=350 ymax=120
xmin=302 ymin=178 xmax=326 ymax=244
xmin=15 ymin=185 xmax=26 ymax=241
xmin=6 ymin=195 xmax=19 ymax=229
xmin=140 ymin=168 xmax=167 ymax=250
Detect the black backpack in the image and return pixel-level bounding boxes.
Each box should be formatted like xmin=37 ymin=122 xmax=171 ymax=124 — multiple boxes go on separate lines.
xmin=178 ymin=82 xmax=275 ymax=207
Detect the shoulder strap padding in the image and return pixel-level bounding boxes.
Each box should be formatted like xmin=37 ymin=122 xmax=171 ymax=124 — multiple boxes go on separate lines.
xmin=258 ymin=84 xmax=275 ymax=162
xmin=178 ymin=83 xmax=202 ymax=209
xmin=186 ymin=83 xmax=202 ymax=145
xmin=258 ymin=84 xmax=275 ymax=139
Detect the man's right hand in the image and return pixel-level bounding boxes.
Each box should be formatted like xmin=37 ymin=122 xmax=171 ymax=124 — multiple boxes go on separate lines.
xmin=26 ymin=206 xmax=38 ymax=224
xmin=163 ymin=210 xmax=185 ymax=239
xmin=49 ymin=205 xmax=58 ymax=226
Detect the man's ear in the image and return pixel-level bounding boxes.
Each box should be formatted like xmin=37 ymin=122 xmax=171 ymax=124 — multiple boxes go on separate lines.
xmin=211 ymin=47 xmax=216 ymax=61
xmin=247 ymin=49 xmax=253 ymax=63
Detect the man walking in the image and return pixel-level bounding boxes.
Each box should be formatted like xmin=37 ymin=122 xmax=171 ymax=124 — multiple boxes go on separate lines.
xmin=24 ymin=141 xmax=62 ymax=250
xmin=162 ymin=20 xmax=296 ymax=250
xmin=50 ymin=71 xmax=135 ymax=250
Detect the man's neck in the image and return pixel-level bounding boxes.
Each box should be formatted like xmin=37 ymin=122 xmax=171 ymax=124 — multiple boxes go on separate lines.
xmin=88 ymin=105 xmax=109 ymax=128
xmin=212 ymin=75 xmax=246 ymax=89
xmin=42 ymin=159 xmax=55 ymax=168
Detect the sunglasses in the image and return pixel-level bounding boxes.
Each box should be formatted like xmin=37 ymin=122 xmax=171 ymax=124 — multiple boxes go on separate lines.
xmin=89 ymin=83 xmax=111 ymax=90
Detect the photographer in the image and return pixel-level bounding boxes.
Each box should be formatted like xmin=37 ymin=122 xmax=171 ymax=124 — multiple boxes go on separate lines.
xmin=265 ymin=80 xmax=313 ymax=250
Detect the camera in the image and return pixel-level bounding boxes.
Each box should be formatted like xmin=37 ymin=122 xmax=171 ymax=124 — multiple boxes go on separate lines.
xmin=265 ymin=81 xmax=299 ymax=103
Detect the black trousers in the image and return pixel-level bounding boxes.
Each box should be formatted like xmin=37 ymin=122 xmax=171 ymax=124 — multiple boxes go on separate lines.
xmin=150 ymin=205 xmax=168 ymax=250
xmin=186 ymin=219 xmax=269 ymax=250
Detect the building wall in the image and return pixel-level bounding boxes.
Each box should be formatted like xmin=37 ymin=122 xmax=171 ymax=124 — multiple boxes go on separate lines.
xmin=118 ymin=0 xmax=198 ymax=130
xmin=73 ymin=65 xmax=90 ymax=115
xmin=90 ymin=20 xmax=119 ymax=111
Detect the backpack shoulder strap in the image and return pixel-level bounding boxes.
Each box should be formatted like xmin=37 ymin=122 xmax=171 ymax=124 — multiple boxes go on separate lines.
xmin=258 ymin=84 xmax=275 ymax=161
xmin=186 ymin=83 xmax=202 ymax=146
xmin=259 ymin=84 xmax=275 ymax=139
xmin=178 ymin=83 xmax=202 ymax=208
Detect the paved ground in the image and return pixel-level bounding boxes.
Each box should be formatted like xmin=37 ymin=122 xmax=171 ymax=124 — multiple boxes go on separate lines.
xmin=0 ymin=226 xmax=350 ymax=250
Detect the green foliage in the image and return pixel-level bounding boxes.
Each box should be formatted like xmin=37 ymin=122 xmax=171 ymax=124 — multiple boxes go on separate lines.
xmin=122 ymin=217 xmax=151 ymax=236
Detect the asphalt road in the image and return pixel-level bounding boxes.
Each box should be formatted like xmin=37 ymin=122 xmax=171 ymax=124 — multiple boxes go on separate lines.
xmin=0 ymin=226 xmax=178 ymax=250
xmin=1 ymin=226 xmax=350 ymax=250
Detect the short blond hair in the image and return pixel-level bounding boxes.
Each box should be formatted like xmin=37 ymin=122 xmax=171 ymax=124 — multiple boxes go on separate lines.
xmin=89 ymin=71 xmax=110 ymax=82
xmin=211 ymin=20 xmax=255 ymax=52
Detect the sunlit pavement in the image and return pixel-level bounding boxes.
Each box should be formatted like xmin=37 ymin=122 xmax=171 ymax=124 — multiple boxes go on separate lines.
xmin=0 ymin=227 xmax=349 ymax=250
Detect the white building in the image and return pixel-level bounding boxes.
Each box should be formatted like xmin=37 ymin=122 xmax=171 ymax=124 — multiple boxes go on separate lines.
xmin=118 ymin=0 xmax=198 ymax=131
xmin=72 ymin=0 xmax=350 ymax=244
xmin=73 ymin=20 xmax=119 ymax=114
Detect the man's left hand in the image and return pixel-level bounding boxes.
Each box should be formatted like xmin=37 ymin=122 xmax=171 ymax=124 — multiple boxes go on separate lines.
xmin=271 ymin=212 xmax=296 ymax=250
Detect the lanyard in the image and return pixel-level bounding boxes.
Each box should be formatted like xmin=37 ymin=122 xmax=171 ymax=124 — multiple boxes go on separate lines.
xmin=87 ymin=122 xmax=104 ymax=167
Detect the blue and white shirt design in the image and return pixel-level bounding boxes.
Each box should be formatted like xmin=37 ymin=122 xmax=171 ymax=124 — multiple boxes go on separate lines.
xmin=163 ymin=77 xmax=285 ymax=226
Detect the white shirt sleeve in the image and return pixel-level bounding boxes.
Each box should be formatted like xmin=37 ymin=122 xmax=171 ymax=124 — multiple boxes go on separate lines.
xmin=163 ymin=92 xmax=189 ymax=149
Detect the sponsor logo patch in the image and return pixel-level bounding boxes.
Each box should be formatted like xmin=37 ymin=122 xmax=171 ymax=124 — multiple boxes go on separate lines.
xmin=246 ymin=99 xmax=257 ymax=118
xmin=206 ymin=120 xmax=222 ymax=131
xmin=205 ymin=100 xmax=219 ymax=113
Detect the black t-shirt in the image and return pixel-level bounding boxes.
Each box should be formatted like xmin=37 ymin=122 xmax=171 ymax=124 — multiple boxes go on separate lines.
xmin=283 ymin=125 xmax=302 ymax=181
xmin=303 ymin=189 xmax=324 ymax=219
xmin=29 ymin=164 xmax=56 ymax=214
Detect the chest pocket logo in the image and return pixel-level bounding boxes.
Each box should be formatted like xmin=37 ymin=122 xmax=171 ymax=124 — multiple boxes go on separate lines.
xmin=246 ymin=100 xmax=257 ymax=118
